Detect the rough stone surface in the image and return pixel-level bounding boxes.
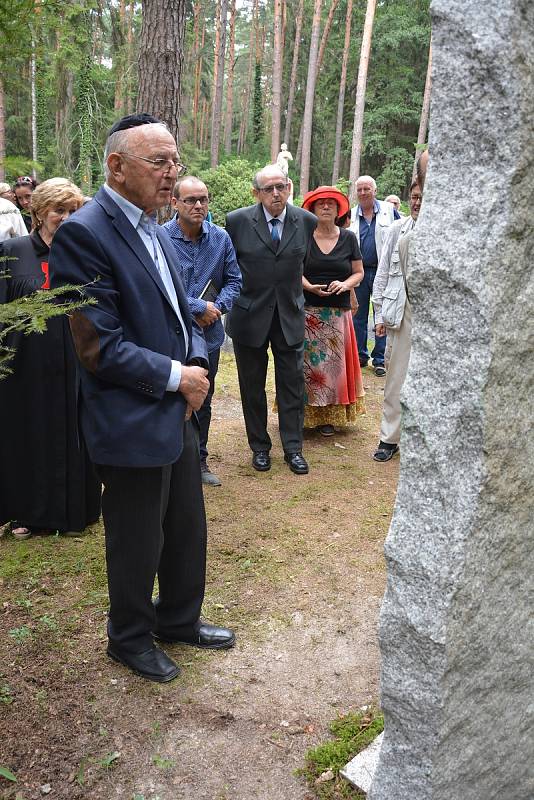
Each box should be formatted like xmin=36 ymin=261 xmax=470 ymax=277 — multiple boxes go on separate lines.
xmin=368 ymin=2 xmax=534 ymax=799
xmin=341 ymin=732 xmax=383 ymax=793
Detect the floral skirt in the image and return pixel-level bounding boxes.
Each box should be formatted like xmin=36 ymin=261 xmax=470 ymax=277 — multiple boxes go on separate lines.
xmin=303 ymin=306 xmax=366 ymax=429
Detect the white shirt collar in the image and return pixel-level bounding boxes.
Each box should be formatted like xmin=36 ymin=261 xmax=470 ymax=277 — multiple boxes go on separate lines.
xmin=262 ymin=205 xmax=287 ymax=225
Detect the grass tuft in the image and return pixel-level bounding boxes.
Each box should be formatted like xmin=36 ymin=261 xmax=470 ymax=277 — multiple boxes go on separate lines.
xmin=299 ymin=708 xmax=384 ymax=799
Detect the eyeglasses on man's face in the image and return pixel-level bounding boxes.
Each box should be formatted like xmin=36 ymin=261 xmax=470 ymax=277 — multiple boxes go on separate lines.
xmin=178 ymin=195 xmax=209 ymax=207
xmin=258 ymin=183 xmax=288 ymax=194
xmin=119 ymin=152 xmax=187 ymax=175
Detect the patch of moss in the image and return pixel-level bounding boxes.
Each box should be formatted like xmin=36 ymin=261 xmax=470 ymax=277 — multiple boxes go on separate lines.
xmin=299 ymin=708 xmax=384 ymax=799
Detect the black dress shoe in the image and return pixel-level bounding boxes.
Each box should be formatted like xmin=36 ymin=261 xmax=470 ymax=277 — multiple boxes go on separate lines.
xmin=284 ymin=452 xmax=309 ymax=474
xmin=252 ymin=451 xmax=271 ymax=471
xmin=154 ymin=622 xmax=236 ymax=650
xmin=107 ymin=644 xmax=180 ymax=683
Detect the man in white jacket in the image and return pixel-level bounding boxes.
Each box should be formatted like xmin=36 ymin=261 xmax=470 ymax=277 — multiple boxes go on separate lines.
xmin=0 ymin=197 xmax=28 ymax=242
xmin=371 ymin=179 xmax=422 ymax=461
xmin=349 ymin=175 xmax=399 ymax=375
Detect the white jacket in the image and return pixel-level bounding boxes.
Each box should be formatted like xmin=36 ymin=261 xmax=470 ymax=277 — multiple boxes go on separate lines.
xmin=372 ymin=215 xmax=415 ymax=327
xmin=0 ymin=198 xmax=28 ymax=242
xmin=349 ymin=200 xmax=397 ymax=264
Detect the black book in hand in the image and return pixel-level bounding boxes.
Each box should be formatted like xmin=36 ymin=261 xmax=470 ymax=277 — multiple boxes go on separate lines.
xmin=199 ymin=278 xmax=220 ymax=303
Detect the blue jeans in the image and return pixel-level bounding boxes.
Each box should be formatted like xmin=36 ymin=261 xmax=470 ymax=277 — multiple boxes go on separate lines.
xmin=353 ymin=267 xmax=386 ymax=366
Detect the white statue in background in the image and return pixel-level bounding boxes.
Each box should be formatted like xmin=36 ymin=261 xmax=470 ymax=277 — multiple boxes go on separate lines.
xmin=276 ymin=143 xmax=293 ymax=177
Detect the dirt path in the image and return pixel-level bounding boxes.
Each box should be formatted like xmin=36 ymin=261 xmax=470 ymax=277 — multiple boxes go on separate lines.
xmin=0 ymin=355 xmax=398 ymax=800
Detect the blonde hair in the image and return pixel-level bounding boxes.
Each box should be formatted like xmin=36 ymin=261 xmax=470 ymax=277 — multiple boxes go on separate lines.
xmin=31 ymin=178 xmax=84 ymax=229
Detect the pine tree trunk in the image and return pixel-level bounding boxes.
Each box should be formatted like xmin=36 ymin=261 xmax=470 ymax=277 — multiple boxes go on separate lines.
xmin=223 ymin=0 xmax=236 ymax=154
xmin=30 ymin=40 xmax=38 ymax=176
xmin=193 ymin=18 xmax=205 ymax=146
xmin=126 ymin=0 xmax=135 ymax=113
xmin=210 ymin=0 xmax=228 ymax=166
xmin=237 ymin=7 xmax=255 ymax=153
xmin=299 ymin=0 xmax=322 ymax=196
xmin=137 ymin=0 xmax=186 ymax=143
xmin=0 ymin=77 xmax=5 ymax=182
xmin=283 ymin=0 xmax=303 ymax=148
xmin=348 ymin=0 xmax=376 ymax=204
xmin=413 ymin=41 xmax=432 ymax=180
xmin=270 ymin=0 xmax=284 ymax=161
xmin=113 ymin=0 xmax=126 ymax=114
xmin=316 ymin=0 xmax=339 ymax=76
xmin=331 ymin=0 xmax=352 ymax=184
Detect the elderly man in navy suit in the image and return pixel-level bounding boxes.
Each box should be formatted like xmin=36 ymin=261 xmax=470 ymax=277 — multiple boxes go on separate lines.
xmin=50 ymin=114 xmax=235 ymax=683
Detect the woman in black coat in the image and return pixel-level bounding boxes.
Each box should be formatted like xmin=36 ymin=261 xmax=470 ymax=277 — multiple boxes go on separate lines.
xmin=0 ymin=178 xmax=101 ymax=539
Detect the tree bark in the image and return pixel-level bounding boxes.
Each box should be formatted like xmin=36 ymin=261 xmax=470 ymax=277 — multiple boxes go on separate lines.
xmin=30 ymin=39 xmax=37 ymax=176
xmin=413 ymin=41 xmax=432 ymax=180
xmin=348 ymin=0 xmax=376 ymax=204
xmin=237 ymin=3 xmax=256 ymax=153
xmin=270 ymin=0 xmax=284 ymax=161
xmin=283 ymin=0 xmax=304 ymax=149
xmin=210 ymin=0 xmax=228 ymax=166
xmin=331 ymin=0 xmax=352 ymax=184
xmin=299 ymin=0 xmax=322 ymax=196
xmin=136 ymin=0 xmax=186 ymax=143
xmin=316 ymin=0 xmax=339 ymax=76
xmin=224 ymin=0 xmax=236 ymax=154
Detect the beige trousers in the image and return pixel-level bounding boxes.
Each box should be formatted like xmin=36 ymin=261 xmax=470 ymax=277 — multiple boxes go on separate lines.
xmin=379 ymin=300 xmax=412 ymax=445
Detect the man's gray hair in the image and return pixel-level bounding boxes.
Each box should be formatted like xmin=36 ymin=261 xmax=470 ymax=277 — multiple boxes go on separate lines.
xmin=103 ymin=122 xmax=170 ymax=179
xmin=253 ymin=164 xmax=286 ymax=190
xmin=356 ymin=175 xmax=377 ymax=190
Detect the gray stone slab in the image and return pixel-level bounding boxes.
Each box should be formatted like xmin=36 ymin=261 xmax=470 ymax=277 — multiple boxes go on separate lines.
xmin=341 ymin=732 xmax=383 ymax=794
xmin=368 ymin=2 xmax=534 ymax=799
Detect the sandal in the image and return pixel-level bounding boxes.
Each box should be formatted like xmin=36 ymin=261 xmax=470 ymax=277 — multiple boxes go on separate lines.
xmin=11 ymin=523 xmax=32 ymax=540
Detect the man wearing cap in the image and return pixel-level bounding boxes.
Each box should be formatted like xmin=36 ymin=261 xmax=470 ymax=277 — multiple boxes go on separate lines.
xmin=50 ymin=113 xmax=235 ymax=683
xmin=225 ymin=164 xmax=316 ymax=475
xmin=350 ymin=175 xmax=400 ymax=376
xmin=13 ymin=176 xmax=37 ymax=232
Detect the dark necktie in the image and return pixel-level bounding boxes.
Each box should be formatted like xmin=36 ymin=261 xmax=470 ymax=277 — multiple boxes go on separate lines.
xmin=270 ymin=217 xmax=280 ymax=249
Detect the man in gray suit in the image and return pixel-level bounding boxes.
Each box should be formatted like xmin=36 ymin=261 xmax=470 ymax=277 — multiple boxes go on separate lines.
xmin=225 ymin=165 xmax=316 ymax=475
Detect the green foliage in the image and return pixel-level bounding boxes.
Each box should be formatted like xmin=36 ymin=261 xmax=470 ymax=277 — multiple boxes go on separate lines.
xmin=198 ymin=157 xmax=261 ymax=226
xmin=0 ymin=682 xmax=14 ymax=705
xmin=0 ymin=765 xmax=17 ymax=782
xmin=0 ymin=269 xmax=95 ymax=378
xmin=299 ymin=708 xmax=384 ymax=799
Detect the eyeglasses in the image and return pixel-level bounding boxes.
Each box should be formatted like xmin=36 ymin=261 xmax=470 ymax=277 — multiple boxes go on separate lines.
xmin=258 ymin=183 xmax=288 ymax=194
xmin=118 ymin=152 xmax=187 ymax=175
xmin=179 ymin=195 xmax=209 ymax=207
xmin=410 ymin=194 xmax=422 ymax=202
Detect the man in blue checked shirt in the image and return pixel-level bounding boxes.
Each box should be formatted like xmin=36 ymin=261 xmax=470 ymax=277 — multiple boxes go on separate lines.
xmin=163 ymin=176 xmax=242 ymax=486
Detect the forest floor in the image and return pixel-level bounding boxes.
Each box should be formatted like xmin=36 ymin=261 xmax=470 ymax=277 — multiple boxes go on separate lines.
xmin=0 ymin=352 xmax=399 ymax=800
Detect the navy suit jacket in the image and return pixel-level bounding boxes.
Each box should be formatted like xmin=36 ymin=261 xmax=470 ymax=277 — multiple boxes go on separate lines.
xmin=49 ymin=187 xmax=208 ymax=468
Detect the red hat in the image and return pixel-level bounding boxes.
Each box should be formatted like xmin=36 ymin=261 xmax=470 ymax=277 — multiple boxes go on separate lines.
xmin=301 ymin=186 xmax=350 ymax=218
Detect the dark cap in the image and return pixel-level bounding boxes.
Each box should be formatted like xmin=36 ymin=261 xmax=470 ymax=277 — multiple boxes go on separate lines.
xmin=108 ymin=113 xmax=163 ymax=137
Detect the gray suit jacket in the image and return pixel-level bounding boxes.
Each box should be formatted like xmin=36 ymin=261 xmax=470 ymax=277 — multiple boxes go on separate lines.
xmin=225 ymin=203 xmax=316 ymax=347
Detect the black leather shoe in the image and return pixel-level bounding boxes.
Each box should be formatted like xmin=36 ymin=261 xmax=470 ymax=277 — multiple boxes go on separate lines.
xmin=154 ymin=622 xmax=236 ymax=650
xmin=373 ymin=443 xmax=399 ymax=462
xmin=284 ymin=452 xmax=309 ymax=475
xmin=252 ymin=451 xmax=271 ymax=471
xmin=107 ymin=644 xmax=180 ymax=682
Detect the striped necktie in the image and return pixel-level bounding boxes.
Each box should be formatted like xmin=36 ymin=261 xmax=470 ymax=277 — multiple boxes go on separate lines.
xmin=270 ymin=217 xmax=280 ymax=248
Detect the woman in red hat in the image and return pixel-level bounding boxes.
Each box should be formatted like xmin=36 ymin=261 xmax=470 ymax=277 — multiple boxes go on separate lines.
xmin=301 ymin=186 xmax=365 ymax=436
